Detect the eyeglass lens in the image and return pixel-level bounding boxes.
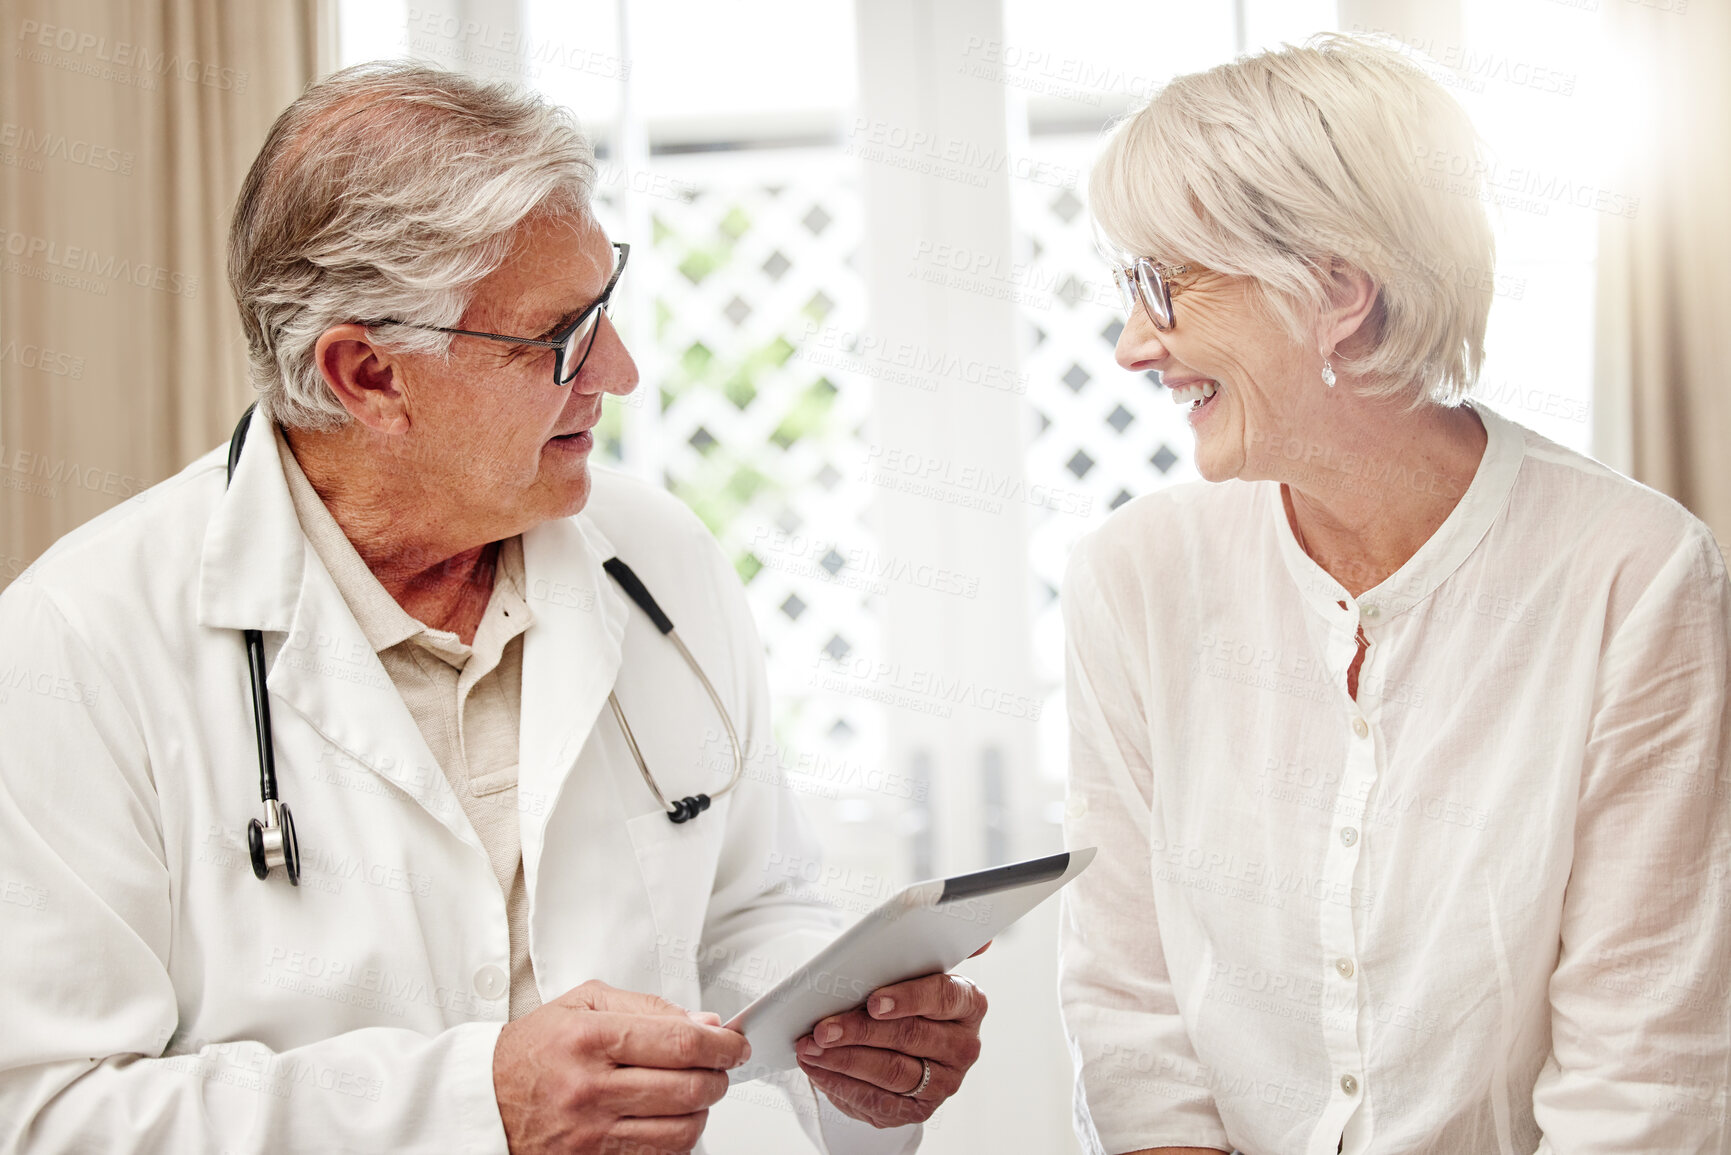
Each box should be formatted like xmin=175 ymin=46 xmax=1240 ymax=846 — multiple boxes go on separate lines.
xmin=557 ymin=310 xmax=603 ymax=385
xmin=1134 ymin=261 xmax=1172 ymax=329
xmin=1113 ymin=267 xmax=1137 ymax=317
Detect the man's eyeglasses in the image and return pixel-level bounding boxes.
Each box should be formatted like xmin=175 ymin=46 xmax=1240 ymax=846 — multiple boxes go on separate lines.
xmin=1112 ymin=256 xmax=1191 ymax=331
xmin=368 ymin=241 xmax=629 ymax=386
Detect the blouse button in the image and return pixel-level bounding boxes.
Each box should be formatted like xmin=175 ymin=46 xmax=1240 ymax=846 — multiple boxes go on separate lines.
xmin=1341 ymin=1074 xmax=1359 ymax=1095
xmin=1340 ymin=827 xmax=1359 ymax=847
xmin=1335 ymin=957 xmax=1355 ymax=979
xmin=1352 ymin=717 xmax=1370 ymax=739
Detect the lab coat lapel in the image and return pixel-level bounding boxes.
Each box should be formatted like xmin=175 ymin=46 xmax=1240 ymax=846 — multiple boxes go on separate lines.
xmin=270 ymin=560 xmax=479 ymax=851
xmin=195 ymin=408 xmax=478 ymax=852
xmin=198 ymin=405 xmax=301 ymax=636
xmin=517 ymin=511 xmax=628 ymax=902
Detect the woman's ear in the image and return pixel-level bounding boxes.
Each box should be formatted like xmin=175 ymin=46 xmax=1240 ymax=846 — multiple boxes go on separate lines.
xmin=1318 ymin=261 xmax=1380 ymax=359
xmin=314 ymin=325 xmax=410 ymax=435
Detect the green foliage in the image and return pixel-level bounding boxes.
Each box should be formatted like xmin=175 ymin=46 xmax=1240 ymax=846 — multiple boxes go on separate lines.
xmin=719 ymin=205 xmax=751 ymax=240
xmin=770 ymin=378 xmax=838 ymax=450
xmin=649 ymin=203 xmax=847 ymax=544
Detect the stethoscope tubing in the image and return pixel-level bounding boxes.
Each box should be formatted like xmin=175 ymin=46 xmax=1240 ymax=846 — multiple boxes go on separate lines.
xmin=225 ymin=404 xmax=747 ymax=885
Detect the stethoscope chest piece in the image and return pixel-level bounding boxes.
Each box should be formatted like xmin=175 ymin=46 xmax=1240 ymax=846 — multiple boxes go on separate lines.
xmin=248 ymin=799 xmax=300 ymax=884
xmin=224 ymin=404 xmax=746 ymax=887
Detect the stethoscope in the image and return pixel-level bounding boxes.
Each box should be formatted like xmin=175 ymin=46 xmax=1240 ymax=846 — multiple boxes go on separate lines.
xmin=225 ymin=406 xmax=745 ymax=885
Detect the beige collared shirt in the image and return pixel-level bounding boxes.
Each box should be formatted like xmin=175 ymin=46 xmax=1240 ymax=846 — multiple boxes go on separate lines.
xmin=276 ymin=426 xmax=541 ymax=1019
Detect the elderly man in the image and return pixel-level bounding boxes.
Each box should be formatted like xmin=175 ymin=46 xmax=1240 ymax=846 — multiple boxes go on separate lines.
xmin=0 ymin=64 xmax=984 ymax=1154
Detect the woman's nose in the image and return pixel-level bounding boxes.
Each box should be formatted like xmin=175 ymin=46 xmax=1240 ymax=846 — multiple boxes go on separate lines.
xmin=1114 ymin=308 xmax=1169 ymax=372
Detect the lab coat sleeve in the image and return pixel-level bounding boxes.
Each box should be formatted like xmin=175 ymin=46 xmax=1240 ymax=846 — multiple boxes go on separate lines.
xmin=1057 ymin=537 xmax=1233 ymax=1155
xmin=0 ymin=585 xmax=509 ymax=1155
xmin=686 ymin=534 xmax=920 ymax=1155
xmin=1531 ymin=526 xmax=1731 ymax=1154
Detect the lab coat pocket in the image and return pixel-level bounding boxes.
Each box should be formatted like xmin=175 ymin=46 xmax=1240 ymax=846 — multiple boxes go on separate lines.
xmin=625 ymin=800 xmax=730 ymax=1004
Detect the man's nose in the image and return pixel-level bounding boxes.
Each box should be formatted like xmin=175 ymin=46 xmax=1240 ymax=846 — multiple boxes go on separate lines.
xmin=576 ymin=313 xmax=639 ymax=397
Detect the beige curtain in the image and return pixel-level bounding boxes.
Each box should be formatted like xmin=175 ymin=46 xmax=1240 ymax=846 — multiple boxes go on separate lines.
xmin=0 ymin=0 xmax=326 ymax=589
xmin=1594 ymin=0 xmax=1731 ymax=552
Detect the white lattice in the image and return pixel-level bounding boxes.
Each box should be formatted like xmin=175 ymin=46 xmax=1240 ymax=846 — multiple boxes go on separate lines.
xmin=1012 ymin=135 xmax=1204 ymax=688
xmin=596 ymin=150 xmax=885 ymax=791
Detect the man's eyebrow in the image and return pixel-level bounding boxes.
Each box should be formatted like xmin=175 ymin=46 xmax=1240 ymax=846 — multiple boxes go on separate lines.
xmin=532 ymin=304 xmax=587 ymax=339
xmin=518 ymin=292 xmax=595 ymax=340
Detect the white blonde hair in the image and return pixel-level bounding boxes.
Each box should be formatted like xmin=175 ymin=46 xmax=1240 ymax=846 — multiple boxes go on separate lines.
xmin=1090 ymin=33 xmax=1494 ymax=405
xmin=228 ymin=62 xmax=597 ymax=429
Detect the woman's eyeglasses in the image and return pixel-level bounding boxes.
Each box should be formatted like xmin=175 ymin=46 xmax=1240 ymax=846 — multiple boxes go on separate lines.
xmin=1112 ymin=256 xmax=1191 ymax=331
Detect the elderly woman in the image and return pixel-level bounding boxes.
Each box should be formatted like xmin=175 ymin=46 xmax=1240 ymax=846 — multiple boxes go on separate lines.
xmin=1059 ymin=34 xmax=1730 ymax=1155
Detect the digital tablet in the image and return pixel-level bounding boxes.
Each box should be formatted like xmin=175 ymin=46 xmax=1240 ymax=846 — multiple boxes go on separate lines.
xmin=724 ymin=847 xmax=1096 ymax=1082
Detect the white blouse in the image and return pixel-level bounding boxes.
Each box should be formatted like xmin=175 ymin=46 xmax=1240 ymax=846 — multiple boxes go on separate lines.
xmin=1058 ymin=404 xmax=1731 ymax=1155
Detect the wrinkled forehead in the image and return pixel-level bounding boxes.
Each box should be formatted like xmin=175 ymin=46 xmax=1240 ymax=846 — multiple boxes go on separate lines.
xmin=464 ymin=210 xmax=614 ymax=333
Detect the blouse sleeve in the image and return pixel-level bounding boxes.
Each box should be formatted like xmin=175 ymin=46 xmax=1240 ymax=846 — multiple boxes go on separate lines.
xmin=1532 ymin=526 xmax=1731 ymax=1153
xmin=1058 ymin=537 xmax=1233 ymax=1155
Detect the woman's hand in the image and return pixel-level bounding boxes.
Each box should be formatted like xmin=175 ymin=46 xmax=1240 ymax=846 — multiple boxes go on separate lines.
xmin=794 ymin=971 xmax=988 ymax=1128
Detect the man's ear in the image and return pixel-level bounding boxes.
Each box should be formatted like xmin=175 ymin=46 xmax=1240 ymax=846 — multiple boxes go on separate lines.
xmin=314 ymin=325 xmax=410 ymax=435
xmin=1317 ymin=261 xmax=1380 ymax=359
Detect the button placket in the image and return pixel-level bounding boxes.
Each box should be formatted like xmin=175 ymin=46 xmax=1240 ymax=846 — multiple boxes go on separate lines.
xmin=1320 ymin=607 xmax=1377 ymax=1144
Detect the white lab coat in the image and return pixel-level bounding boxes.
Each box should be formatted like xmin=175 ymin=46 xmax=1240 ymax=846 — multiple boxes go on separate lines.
xmin=0 ymin=407 xmax=917 ymax=1155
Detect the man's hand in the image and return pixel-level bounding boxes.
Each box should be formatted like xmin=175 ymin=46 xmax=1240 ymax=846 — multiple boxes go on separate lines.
xmin=492 ymin=979 xmax=750 ymax=1154
xmin=794 ymin=971 xmax=988 ymax=1128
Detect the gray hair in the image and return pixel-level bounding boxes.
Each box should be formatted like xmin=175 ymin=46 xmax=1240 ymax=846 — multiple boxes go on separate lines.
xmin=1090 ymin=33 xmax=1495 ymax=406
xmin=228 ymin=61 xmax=597 ymax=429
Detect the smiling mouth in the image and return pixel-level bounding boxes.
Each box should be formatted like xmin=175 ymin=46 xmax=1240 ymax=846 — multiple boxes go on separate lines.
xmin=1168 ymin=380 xmax=1220 ymax=411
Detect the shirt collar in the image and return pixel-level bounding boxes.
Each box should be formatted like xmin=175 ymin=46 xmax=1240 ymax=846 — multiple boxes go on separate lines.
xmin=1271 ymin=402 xmax=1525 ymax=623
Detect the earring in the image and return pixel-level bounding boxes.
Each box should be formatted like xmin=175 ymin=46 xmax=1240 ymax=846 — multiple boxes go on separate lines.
xmin=1321 ymin=356 xmax=1336 ymax=388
